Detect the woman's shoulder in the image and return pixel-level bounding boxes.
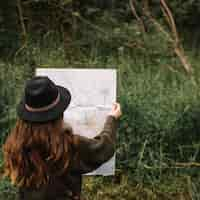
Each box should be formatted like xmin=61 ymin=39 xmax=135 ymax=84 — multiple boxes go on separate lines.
xmin=62 ymin=122 xmax=80 ymax=149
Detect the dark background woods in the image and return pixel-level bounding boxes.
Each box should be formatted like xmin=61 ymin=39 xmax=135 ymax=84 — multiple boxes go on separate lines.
xmin=1 ymin=0 xmax=200 ymax=57
xmin=1 ymin=1 xmax=200 ymax=199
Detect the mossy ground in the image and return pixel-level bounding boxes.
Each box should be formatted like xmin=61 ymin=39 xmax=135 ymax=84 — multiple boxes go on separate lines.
xmin=82 ymin=175 xmax=194 ymax=200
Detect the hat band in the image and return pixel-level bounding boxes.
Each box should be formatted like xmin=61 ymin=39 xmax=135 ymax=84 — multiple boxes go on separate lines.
xmin=25 ymin=93 xmax=60 ymax=112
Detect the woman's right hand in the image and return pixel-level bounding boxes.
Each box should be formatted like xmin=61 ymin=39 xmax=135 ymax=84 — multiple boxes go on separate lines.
xmin=109 ymin=103 xmax=122 ymax=119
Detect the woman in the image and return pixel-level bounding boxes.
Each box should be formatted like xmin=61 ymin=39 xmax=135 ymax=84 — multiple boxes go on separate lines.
xmin=3 ymin=76 xmax=121 ymax=200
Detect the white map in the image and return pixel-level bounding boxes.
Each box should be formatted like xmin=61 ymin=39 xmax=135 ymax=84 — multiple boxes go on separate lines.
xmin=36 ymin=68 xmax=117 ymax=176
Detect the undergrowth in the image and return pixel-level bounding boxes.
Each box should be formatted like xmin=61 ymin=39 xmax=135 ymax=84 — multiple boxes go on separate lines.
xmin=1 ymin=14 xmax=200 ymax=199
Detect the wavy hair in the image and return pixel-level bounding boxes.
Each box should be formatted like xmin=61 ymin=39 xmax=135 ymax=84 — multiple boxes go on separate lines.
xmin=3 ymin=117 xmax=73 ymax=188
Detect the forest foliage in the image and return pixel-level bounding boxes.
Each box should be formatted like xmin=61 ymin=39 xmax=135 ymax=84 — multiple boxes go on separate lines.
xmin=1 ymin=0 xmax=200 ymax=199
xmin=1 ymin=0 xmax=200 ymax=56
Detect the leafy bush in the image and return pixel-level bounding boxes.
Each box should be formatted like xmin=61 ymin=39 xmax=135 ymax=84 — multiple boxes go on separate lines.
xmin=117 ymin=57 xmax=200 ymax=180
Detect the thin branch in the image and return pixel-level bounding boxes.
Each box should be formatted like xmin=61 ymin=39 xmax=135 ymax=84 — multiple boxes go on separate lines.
xmin=17 ymin=0 xmax=27 ymax=39
xmin=142 ymin=0 xmax=192 ymax=74
xmin=160 ymin=0 xmax=192 ymax=74
xmin=175 ymin=162 xmax=200 ymax=168
xmin=174 ymin=47 xmax=192 ymax=74
xmin=160 ymin=0 xmax=179 ymax=43
xmin=161 ymin=6 xmax=172 ymax=32
xmin=14 ymin=0 xmax=28 ymax=59
xmin=129 ymin=0 xmax=146 ymax=33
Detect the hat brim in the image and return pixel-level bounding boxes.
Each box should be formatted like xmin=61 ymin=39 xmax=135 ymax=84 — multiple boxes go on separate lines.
xmin=17 ymin=86 xmax=71 ymax=123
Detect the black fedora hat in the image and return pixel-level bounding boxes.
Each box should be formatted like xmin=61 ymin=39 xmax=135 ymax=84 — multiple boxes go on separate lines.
xmin=17 ymin=76 xmax=71 ymax=122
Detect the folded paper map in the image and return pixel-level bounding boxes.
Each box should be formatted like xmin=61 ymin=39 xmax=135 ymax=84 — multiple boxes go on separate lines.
xmin=36 ymin=68 xmax=116 ymax=176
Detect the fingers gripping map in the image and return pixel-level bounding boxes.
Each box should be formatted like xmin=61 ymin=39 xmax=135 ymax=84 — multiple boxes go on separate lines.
xmin=36 ymin=69 xmax=117 ymax=176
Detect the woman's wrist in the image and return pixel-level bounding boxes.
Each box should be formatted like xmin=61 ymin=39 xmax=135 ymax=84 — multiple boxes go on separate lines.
xmin=107 ymin=114 xmax=118 ymax=120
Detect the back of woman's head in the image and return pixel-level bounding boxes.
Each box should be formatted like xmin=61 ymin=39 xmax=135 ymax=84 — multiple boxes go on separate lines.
xmin=3 ymin=117 xmax=72 ymax=188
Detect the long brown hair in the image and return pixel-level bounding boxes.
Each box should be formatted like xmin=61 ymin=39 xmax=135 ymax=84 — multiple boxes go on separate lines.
xmin=3 ymin=117 xmax=73 ymax=188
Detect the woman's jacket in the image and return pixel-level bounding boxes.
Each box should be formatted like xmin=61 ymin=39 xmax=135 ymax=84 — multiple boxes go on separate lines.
xmin=18 ymin=116 xmax=118 ymax=200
